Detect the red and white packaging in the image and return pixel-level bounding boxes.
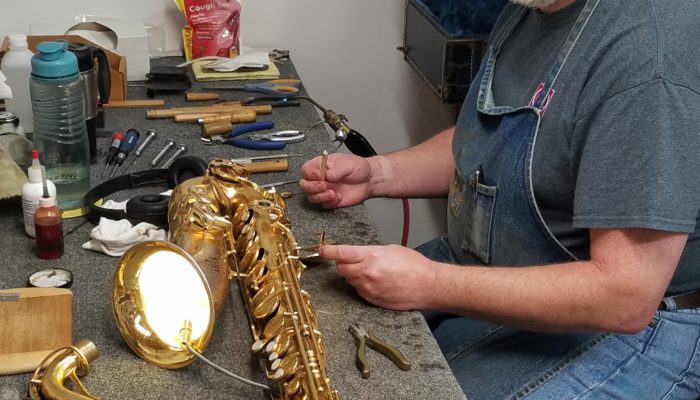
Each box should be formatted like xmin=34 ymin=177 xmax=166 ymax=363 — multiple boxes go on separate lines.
xmin=183 ymin=0 xmax=241 ymax=60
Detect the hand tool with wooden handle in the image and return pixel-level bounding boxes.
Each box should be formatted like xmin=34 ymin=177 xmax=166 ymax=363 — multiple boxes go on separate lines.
xmin=175 ymin=109 xmax=257 ymax=124
xmin=147 ymin=104 xmax=272 ymax=119
xmin=201 ymin=121 xmax=235 ymax=137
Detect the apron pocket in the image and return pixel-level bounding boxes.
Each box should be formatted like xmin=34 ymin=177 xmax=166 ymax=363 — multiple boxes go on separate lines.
xmin=462 ymin=172 xmax=497 ymax=263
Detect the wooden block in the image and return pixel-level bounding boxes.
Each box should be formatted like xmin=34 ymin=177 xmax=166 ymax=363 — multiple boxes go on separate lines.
xmin=0 ymin=288 xmax=73 ymax=375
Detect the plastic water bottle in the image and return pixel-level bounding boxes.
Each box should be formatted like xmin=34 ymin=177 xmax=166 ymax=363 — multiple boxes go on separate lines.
xmin=1 ymin=34 xmax=34 ymax=133
xmin=30 ymin=41 xmax=91 ymax=211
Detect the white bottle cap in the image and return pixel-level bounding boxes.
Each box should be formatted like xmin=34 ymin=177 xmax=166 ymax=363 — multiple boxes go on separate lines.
xmin=8 ymin=34 xmax=28 ymax=50
xmin=39 ymin=195 xmax=56 ymax=208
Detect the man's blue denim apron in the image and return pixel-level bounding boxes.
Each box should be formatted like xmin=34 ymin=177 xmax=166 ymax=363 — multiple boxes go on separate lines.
xmin=417 ymin=1 xmax=700 ymax=398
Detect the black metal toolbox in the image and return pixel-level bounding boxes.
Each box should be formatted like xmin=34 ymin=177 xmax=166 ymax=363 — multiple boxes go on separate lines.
xmin=402 ymin=0 xmax=507 ymax=103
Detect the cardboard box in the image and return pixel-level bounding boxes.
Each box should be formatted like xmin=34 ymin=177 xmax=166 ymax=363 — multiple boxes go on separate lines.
xmin=1 ymin=35 xmax=127 ymax=102
xmin=31 ymin=17 xmax=149 ymax=81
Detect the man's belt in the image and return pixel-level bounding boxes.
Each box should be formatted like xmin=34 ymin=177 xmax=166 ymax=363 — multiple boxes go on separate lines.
xmin=658 ymin=290 xmax=700 ymax=310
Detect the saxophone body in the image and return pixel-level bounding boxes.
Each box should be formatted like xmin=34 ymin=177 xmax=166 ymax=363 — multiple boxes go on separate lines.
xmin=168 ymin=159 xmax=340 ymax=400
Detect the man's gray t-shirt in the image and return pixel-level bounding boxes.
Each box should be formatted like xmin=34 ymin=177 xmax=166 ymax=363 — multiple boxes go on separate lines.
xmin=489 ymin=0 xmax=700 ymax=293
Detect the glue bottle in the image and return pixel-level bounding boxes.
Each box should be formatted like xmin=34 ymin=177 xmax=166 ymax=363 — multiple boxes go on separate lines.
xmin=34 ymin=166 xmax=63 ymax=259
xmin=22 ymin=149 xmax=56 ymax=237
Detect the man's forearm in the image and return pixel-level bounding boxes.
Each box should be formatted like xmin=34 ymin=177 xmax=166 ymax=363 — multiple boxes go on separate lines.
xmin=427 ymin=259 xmax=664 ymax=334
xmin=368 ymin=127 xmax=455 ymax=198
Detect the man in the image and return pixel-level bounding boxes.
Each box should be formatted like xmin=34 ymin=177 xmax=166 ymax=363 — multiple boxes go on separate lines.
xmin=300 ymin=0 xmax=700 ymax=398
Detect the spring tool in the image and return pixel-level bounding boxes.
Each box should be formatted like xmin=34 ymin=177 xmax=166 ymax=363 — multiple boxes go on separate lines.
xmin=150 ymin=139 xmax=175 ymax=168
xmin=162 ymin=145 xmax=187 ymax=168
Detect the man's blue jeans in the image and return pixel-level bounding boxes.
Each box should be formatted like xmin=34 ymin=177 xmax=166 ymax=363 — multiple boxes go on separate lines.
xmin=417 ymin=237 xmax=700 ymax=400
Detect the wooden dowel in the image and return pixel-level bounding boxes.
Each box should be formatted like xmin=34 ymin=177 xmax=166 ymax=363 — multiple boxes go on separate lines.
xmin=103 ymin=99 xmax=165 ymax=108
xmin=186 ymin=92 xmax=220 ymax=101
xmin=243 ymin=159 xmax=289 ymax=173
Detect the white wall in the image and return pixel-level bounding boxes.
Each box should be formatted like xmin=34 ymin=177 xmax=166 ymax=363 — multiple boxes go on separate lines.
xmin=1 ymin=0 xmax=458 ymax=247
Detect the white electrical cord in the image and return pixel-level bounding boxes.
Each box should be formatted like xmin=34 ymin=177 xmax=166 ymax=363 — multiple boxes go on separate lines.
xmin=183 ymin=342 xmax=272 ymax=391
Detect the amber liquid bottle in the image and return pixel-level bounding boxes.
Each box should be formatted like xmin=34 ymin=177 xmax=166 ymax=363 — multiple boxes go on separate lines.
xmin=34 ymin=195 xmax=64 ymax=260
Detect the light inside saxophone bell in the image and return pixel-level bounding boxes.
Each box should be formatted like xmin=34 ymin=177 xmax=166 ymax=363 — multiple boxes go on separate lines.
xmin=113 ymin=241 xmax=216 ymax=368
xmin=137 ymin=250 xmax=211 ymax=348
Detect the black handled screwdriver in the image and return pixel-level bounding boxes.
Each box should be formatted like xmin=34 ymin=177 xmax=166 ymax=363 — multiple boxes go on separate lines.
xmin=101 ymin=132 xmax=125 ymax=178
xmin=108 ymin=129 xmax=140 ymax=178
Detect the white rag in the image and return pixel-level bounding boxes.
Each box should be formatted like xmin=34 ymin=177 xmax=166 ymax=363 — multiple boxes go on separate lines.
xmin=0 ymin=71 xmax=12 ymax=99
xmin=82 ymin=217 xmax=167 ymax=257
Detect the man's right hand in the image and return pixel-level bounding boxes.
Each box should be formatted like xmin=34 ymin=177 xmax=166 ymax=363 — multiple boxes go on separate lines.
xmin=299 ymin=153 xmax=377 ymax=209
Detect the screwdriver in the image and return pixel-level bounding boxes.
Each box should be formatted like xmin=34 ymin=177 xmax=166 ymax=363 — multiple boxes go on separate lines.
xmin=108 ymin=128 xmax=140 ymax=178
xmin=119 ymin=129 xmax=157 ymax=175
xmin=101 ymin=132 xmax=125 ymax=178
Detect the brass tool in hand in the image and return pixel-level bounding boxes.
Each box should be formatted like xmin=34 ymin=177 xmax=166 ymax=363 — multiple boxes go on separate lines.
xmin=348 ymin=323 xmax=411 ymax=379
xmin=320 ymin=150 xmax=329 ymax=181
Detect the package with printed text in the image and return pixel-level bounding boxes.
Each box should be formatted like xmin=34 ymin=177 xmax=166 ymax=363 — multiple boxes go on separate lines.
xmin=176 ymin=0 xmax=241 ymax=61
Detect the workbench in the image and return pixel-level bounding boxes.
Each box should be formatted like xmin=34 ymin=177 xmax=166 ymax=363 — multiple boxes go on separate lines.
xmin=0 ymin=58 xmax=465 ymax=400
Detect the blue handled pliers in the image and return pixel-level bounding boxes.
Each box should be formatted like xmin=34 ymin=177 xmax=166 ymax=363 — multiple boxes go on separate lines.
xmin=201 ymin=121 xmax=286 ymax=150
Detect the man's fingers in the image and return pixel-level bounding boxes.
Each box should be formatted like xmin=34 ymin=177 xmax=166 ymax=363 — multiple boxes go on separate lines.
xmin=299 ymin=179 xmax=327 ymax=195
xmin=306 ymin=190 xmax=339 ymax=206
xmin=319 ymin=245 xmax=366 ymax=263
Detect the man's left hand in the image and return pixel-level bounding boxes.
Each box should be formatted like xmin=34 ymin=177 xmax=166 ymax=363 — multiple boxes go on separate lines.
xmin=319 ymin=244 xmax=435 ymax=310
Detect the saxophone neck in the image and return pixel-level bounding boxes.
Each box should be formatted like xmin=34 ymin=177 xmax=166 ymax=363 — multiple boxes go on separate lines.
xmin=29 ymin=339 xmax=99 ymax=400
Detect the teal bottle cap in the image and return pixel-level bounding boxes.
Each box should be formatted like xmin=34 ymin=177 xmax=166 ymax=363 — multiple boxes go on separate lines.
xmin=31 ymin=41 xmax=79 ymax=79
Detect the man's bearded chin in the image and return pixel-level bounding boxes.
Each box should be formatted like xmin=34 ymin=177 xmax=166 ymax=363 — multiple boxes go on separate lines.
xmin=510 ymin=0 xmax=562 ymax=8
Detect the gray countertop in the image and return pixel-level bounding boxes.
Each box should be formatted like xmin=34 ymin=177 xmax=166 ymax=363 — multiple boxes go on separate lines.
xmin=0 ymin=57 xmax=465 ymax=400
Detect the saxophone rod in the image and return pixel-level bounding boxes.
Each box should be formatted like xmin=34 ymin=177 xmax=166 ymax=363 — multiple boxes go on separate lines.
xmin=277 ymin=243 xmax=327 ymax=395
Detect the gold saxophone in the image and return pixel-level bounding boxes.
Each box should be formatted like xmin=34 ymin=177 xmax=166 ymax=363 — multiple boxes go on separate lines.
xmin=129 ymin=159 xmax=338 ymax=399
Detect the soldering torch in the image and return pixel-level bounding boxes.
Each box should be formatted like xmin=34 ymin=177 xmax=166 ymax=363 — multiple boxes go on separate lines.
xmin=297 ymin=96 xmax=377 ymax=157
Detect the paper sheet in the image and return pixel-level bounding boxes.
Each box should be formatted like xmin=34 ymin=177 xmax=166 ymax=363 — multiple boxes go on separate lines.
xmin=192 ymin=59 xmax=281 ymax=81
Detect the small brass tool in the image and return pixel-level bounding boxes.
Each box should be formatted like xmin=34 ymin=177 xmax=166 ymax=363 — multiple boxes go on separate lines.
xmin=320 ymin=150 xmax=329 ymax=181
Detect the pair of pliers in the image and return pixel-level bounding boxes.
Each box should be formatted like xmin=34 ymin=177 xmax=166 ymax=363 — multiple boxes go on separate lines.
xmin=348 ymin=323 xmax=411 ymax=379
xmin=201 ymin=121 xmax=285 ymax=150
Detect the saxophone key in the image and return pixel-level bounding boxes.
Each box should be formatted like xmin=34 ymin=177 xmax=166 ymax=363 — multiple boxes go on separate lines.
xmin=263 ymin=310 xmax=293 ymax=339
xmin=252 ymin=339 xmax=267 ymax=353
xmin=271 ymin=353 xmax=302 ymax=380
xmin=283 ymin=374 xmax=303 ymax=397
